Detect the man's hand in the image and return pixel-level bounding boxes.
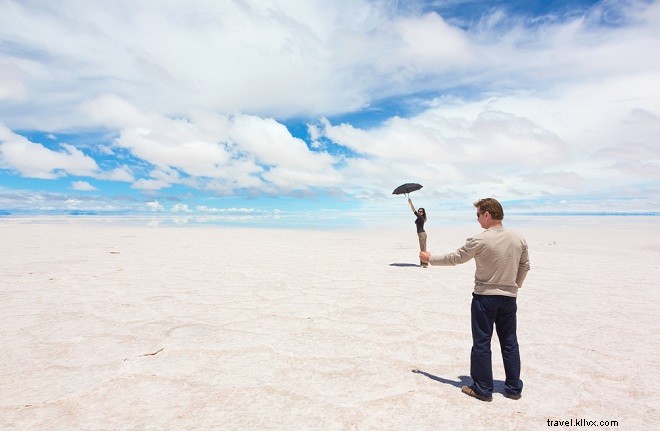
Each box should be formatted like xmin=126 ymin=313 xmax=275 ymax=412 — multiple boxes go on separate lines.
xmin=419 ymin=251 xmax=431 ymax=263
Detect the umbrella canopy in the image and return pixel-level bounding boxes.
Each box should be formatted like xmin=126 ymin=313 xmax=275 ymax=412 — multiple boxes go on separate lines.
xmin=392 ymin=183 xmax=423 ymax=195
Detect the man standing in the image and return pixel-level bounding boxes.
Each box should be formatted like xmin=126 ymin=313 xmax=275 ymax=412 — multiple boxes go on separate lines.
xmin=420 ymin=198 xmax=530 ymax=402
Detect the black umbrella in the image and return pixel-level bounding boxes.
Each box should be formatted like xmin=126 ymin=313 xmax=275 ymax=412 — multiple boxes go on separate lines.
xmin=392 ymin=183 xmax=423 ymax=196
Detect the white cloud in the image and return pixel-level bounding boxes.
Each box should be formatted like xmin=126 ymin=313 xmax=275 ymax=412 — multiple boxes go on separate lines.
xmin=65 ymin=198 xmax=81 ymax=207
xmin=228 ymin=115 xmax=342 ymax=189
xmin=97 ymin=166 xmax=135 ymax=182
xmin=0 ymin=123 xmax=98 ymax=179
xmin=81 ymin=96 xmax=343 ymax=194
xmin=1 ymin=0 xmax=579 ymax=129
xmin=146 ymin=200 xmax=164 ymax=212
xmin=0 ymin=1 xmax=393 ymax=127
xmin=0 ymin=63 xmax=27 ymax=101
xmin=195 ymin=205 xmax=257 ymax=214
xmin=320 ymin=104 xmax=569 ymax=193
xmin=71 ymin=180 xmax=96 ymax=191
xmin=320 ymin=67 xmax=659 ymax=200
xmin=171 ymin=203 xmax=192 ymax=213
xmin=392 ymin=12 xmax=475 ymax=72
xmin=0 ymin=0 xmax=658 ymax=212
xmin=132 ymin=178 xmax=172 ymax=191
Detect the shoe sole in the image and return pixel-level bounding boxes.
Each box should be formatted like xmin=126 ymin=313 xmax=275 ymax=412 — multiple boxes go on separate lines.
xmin=461 ymin=385 xmax=492 ymax=402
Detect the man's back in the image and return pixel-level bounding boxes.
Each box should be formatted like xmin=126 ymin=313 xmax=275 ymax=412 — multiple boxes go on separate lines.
xmin=427 ymin=226 xmax=530 ymax=297
xmin=472 ymin=227 xmax=530 ymax=297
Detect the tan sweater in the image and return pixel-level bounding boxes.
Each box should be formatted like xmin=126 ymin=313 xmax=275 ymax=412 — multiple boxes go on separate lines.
xmin=428 ymin=226 xmax=530 ymax=297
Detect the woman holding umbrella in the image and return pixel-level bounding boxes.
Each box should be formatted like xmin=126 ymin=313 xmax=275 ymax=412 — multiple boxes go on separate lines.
xmin=392 ymin=183 xmax=428 ymax=268
xmin=408 ymin=198 xmax=428 ymax=268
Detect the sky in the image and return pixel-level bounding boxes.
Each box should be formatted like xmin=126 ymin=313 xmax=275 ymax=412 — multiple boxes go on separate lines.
xmin=0 ymin=0 xmax=659 ymax=226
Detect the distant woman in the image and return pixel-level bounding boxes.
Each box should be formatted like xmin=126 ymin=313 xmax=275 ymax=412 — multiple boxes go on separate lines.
xmin=408 ymin=198 xmax=428 ymax=267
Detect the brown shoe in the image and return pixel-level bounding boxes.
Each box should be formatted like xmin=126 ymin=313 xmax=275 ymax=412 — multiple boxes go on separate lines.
xmin=503 ymin=392 xmax=521 ymax=400
xmin=461 ymin=385 xmax=492 ymax=402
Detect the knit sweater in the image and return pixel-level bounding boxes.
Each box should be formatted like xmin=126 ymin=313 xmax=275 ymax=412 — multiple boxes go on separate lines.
xmin=428 ymin=226 xmax=530 ymax=297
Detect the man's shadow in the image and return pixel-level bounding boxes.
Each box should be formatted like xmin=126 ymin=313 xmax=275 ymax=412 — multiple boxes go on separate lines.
xmin=412 ymin=369 xmax=506 ymax=392
xmin=412 ymin=369 xmax=471 ymax=388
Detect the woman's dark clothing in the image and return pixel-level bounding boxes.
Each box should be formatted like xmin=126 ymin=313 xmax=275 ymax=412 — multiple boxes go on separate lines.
xmin=415 ymin=214 xmax=425 ymax=233
xmin=415 ymin=212 xmax=427 ymax=267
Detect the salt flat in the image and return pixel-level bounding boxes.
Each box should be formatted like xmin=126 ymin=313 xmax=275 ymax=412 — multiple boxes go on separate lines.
xmin=1 ymin=217 xmax=658 ymax=430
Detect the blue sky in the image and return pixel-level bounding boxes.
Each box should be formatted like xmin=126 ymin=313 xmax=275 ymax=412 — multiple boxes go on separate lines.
xmin=0 ymin=0 xmax=658 ymax=225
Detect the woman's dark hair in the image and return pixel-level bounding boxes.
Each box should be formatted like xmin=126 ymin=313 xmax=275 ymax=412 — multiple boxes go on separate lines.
xmin=417 ymin=207 xmax=427 ymax=221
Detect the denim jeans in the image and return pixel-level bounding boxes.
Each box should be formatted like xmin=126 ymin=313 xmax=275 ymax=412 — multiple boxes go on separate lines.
xmin=470 ymin=293 xmax=523 ymax=397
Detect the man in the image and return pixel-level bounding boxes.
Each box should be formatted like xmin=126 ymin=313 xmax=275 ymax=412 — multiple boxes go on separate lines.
xmin=420 ymin=198 xmax=530 ymax=402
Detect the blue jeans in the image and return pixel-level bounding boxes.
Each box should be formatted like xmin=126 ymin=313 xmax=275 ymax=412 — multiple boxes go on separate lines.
xmin=470 ymin=293 xmax=523 ymax=397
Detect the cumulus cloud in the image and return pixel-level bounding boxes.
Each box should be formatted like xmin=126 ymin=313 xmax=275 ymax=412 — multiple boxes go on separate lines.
xmin=318 ymin=103 xmax=570 ymax=197
xmin=0 ymin=0 xmax=395 ymax=127
xmin=71 ymin=180 xmax=96 ymax=191
xmin=0 ymin=0 xmax=658 ymax=213
xmin=2 ymin=0 xmax=597 ymax=128
xmin=171 ymin=203 xmax=192 ymax=213
xmin=392 ymin=12 xmax=475 ymax=72
xmin=82 ymin=96 xmax=343 ymax=195
xmin=0 ymin=123 xmax=139 ymax=183
xmin=97 ymin=166 xmax=135 ymax=182
xmin=0 ymin=123 xmax=98 ymax=179
xmin=146 ymin=200 xmax=164 ymax=212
